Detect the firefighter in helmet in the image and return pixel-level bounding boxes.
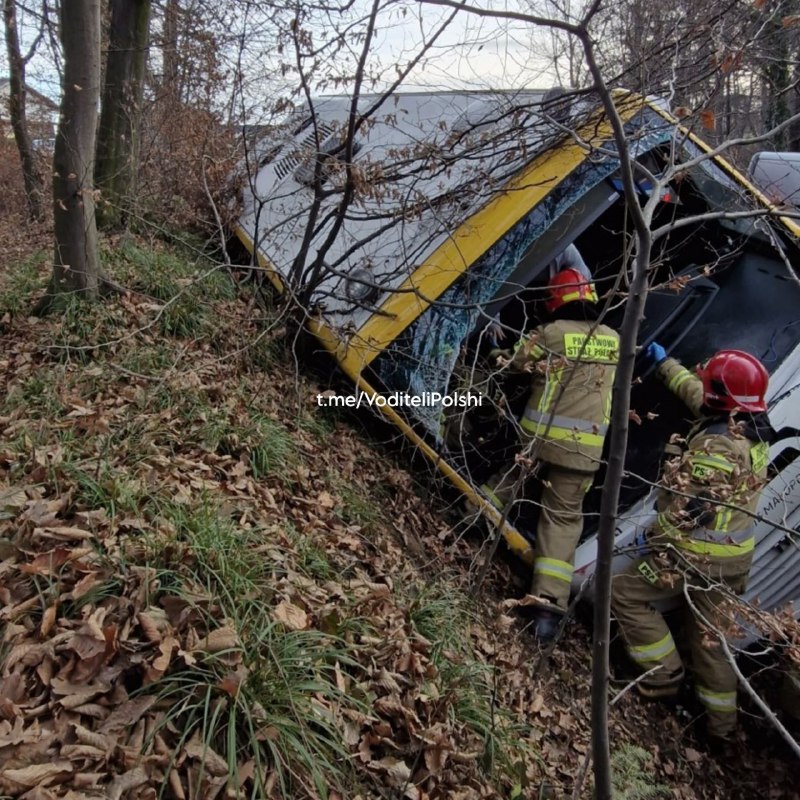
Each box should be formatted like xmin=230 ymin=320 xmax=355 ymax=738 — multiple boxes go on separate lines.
xmin=611 ymin=345 xmax=774 ymax=749
xmin=482 ymin=268 xmax=619 ymax=640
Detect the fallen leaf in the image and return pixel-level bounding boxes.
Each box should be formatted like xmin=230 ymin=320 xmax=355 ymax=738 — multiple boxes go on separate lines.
xmin=0 ymin=486 xmax=27 ymax=512
xmin=19 ymin=548 xmax=72 ymax=576
xmin=424 ymin=744 xmax=448 ymax=774
xmin=194 ymin=625 xmax=241 ymax=653
xmin=1 ymin=761 xmax=72 ymax=787
xmin=317 ymin=491 xmax=336 ymax=509
xmin=0 ymin=674 xmax=26 ymax=705
xmin=106 ymin=766 xmax=148 ymax=800
xmin=700 ymin=109 xmax=716 ymax=131
xmin=67 ymin=630 xmax=106 ymax=662
xmin=184 ymin=735 xmax=229 ymax=776
xmin=34 ymin=526 xmax=93 ymax=541
xmin=137 ymin=610 xmax=165 ymax=643
xmin=59 ymin=743 xmax=106 ymax=760
xmin=368 ymin=756 xmax=411 ymax=784
xmin=98 ymin=696 xmax=156 ymax=734
xmin=145 ymin=636 xmax=177 ymax=684
xmin=39 ymin=604 xmax=58 ymax=637
xmin=273 ymin=601 xmax=308 ymax=631
xmin=72 ymin=772 xmax=106 ymax=788
xmin=73 ymin=723 xmax=110 ymax=751
xmin=215 ymin=665 xmax=248 ymax=697
xmin=70 ymin=571 xmax=99 ymax=600
xmin=49 ymin=678 xmax=110 ymax=709
xmin=685 ymin=747 xmax=703 ymax=763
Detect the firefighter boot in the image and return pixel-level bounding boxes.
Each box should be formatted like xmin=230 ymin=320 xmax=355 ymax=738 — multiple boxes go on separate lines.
xmin=704 ymin=732 xmax=737 ymax=759
xmin=532 ymin=608 xmax=564 ymax=641
xmin=520 ymin=602 xmax=565 ymax=642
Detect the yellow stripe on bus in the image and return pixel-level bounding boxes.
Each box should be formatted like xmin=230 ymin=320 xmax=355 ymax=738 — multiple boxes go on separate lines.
xmin=332 ymin=95 xmax=648 ymax=376
xmin=308 ymin=323 xmax=536 ymax=564
xmin=642 ymin=94 xmax=800 ymax=238
xmin=233 ymin=226 xmax=285 ymax=292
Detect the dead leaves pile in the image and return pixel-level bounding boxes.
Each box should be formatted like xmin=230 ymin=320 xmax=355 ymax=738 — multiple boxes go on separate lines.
xmin=0 ymin=289 xmax=547 ymax=799
xmin=2 ymin=258 xmax=797 ymax=800
xmin=0 ymin=481 xmax=257 ymax=799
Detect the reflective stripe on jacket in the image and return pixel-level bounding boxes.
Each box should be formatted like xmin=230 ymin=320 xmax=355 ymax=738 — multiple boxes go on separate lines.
xmin=511 ymin=319 xmax=619 ymax=471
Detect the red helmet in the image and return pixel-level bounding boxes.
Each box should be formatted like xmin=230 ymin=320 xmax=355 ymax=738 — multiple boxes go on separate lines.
xmin=695 ymin=350 xmax=769 ymax=412
xmin=546 ymin=268 xmax=599 ymax=313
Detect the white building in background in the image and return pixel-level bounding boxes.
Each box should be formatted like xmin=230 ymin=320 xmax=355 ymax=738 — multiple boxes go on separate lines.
xmin=0 ymin=77 xmax=57 ymax=145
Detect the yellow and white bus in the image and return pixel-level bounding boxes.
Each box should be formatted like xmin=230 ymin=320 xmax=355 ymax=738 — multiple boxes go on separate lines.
xmin=235 ymin=89 xmax=800 ymax=640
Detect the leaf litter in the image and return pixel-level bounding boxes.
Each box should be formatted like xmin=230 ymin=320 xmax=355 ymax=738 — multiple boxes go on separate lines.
xmin=0 ymin=237 xmax=797 ymax=800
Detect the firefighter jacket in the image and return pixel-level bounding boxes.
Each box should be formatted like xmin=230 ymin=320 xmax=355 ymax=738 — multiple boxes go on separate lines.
xmin=649 ymin=358 xmax=770 ymax=563
xmin=509 ymin=318 xmax=619 ymax=472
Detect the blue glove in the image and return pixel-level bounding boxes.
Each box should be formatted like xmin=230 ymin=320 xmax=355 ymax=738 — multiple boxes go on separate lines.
xmin=632 ymin=529 xmax=649 ymax=557
xmin=646 ymin=341 xmax=667 ymax=364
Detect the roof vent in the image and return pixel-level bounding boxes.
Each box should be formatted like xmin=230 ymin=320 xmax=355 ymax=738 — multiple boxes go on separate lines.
xmin=293 ymin=128 xmax=362 ymax=187
xmin=271 ymin=122 xmax=337 ymax=181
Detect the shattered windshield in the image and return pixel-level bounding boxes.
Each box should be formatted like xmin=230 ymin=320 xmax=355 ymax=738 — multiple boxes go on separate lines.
xmin=680 ymin=140 xmax=764 ymax=239
xmin=371 ymin=123 xmax=675 ymax=438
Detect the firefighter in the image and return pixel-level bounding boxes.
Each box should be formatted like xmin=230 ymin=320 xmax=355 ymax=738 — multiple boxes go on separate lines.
xmin=482 ymin=268 xmax=619 ymax=640
xmin=611 ymin=345 xmax=773 ymax=748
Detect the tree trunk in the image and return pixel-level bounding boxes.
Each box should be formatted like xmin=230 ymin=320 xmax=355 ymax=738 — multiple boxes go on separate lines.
xmin=3 ymin=0 xmax=44 ymax=221
xmin=95 ymin=0 xmax=152 ymax=230
xmin=591 ymin=237 xmax=651 ymax=800
xmin=162 ymin=0 xmax=180 ymax=100
xmin=789 ymin=55 xmax=800 ymax=151
xmin=763 ymin=16 xmax=792 ymax=150
xmin=50 ymin=0 xmax=101 ymax=300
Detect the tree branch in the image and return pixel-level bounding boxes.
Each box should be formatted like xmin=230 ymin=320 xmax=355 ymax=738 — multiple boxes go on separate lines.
xmin=418 ymin=0 xmax=581 ymax=35
xmin=683 ymin=583 xmax=800 ymax=759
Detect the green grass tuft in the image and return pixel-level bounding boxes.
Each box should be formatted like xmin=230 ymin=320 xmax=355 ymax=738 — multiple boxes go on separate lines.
xmin=285 ymin=523 xmax=333 ymax=581
xmin=407 ymin=586 xmax=535 ymax=785
xmin=333 ymin=479 xmax=385 ymax=532
xmin=611 ymin=744 xmax=671 ymax=799
xmin=0 ymin=250 xmax=49 ymax=314
xmin=65 ymin=463 xmax=145 ymax=519
xmin=247 ymin=415 xmax=298 ymax=480
xmin=41 ymin=294 xmax=129 ymax=361
xmin=101 ymin=239 xmax=237 ymax=340
xmin=4 ymin=369 xmax=65 ymax=416
xmin=138 ymin=502 xmax=368 ymax=799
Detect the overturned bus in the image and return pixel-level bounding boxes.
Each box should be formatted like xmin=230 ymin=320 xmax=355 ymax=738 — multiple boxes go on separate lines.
xmin=234 ymin=89 xmax=800 ymax=641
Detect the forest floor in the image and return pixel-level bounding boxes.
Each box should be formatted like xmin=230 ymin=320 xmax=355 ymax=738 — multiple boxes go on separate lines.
xmin=0 ymin=223 xmax=797 ymax=800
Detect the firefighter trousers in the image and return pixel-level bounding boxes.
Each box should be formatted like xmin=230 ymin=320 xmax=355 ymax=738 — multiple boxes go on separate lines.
xmin=611 ymin=550 xmax=750 ymax=737
xmin=482 ymin=461 xmax=594 ymax=610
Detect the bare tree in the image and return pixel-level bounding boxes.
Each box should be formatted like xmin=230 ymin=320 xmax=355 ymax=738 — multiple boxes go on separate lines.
xmin=95 ymin=0 xmax=152 ymax=230
xmin=162 ymin=0 xmax=179 ymax=100
xmin=3 ymin=0 xmax=45 ymax=221
xmin=41 ymin=0 xmax=102 ymax=307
